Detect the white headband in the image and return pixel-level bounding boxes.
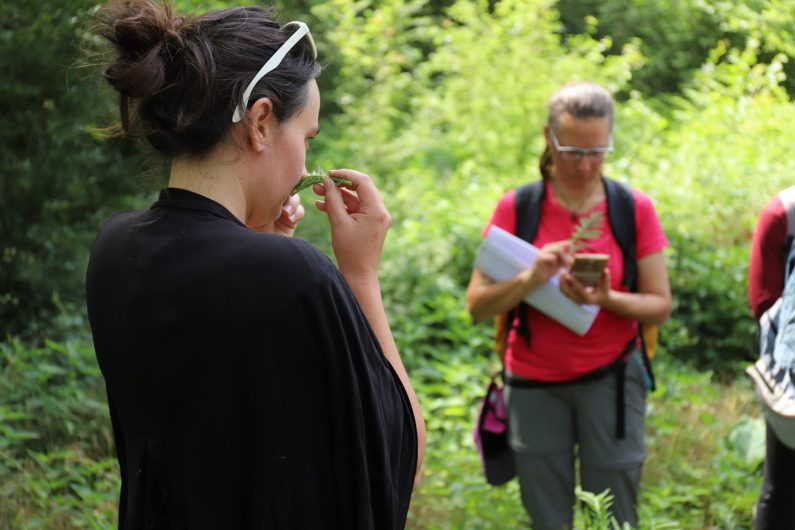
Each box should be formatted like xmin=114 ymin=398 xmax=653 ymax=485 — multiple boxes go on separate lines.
xmin=232 ymin=21 xmax=317 ymax=123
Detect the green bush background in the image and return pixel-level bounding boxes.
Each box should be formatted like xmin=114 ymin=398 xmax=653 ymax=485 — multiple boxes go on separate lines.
xmin=3 ymin=0 xmax=794 ymax=527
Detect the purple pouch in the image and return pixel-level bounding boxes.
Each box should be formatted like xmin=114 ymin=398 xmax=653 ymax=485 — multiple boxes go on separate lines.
xmin=473 ymin=375 xmax=516 ymax=486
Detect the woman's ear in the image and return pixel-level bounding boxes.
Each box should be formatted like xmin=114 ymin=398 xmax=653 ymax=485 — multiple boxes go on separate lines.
xmin=246 ymin=97 xmax=275 ymax=153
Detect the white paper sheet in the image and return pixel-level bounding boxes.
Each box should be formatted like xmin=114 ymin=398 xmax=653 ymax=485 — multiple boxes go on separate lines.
xmin=473 ymin=225 xmax=599 ymax=336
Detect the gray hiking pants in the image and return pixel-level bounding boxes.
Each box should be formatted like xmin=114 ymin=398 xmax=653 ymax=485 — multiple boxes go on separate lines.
xmin=504 ymin=352 xmax=648 ymax=530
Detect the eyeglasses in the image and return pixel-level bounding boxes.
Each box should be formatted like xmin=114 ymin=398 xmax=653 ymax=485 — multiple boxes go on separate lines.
xmin=548 ymin=127 xmax=613 ymax=162
xmin=232 ymin=21 xmax=318 ymax=123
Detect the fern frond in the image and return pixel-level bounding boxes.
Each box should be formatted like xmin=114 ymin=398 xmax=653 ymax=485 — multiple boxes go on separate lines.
xmin=571 ymin=211 xmax=604 ymax=252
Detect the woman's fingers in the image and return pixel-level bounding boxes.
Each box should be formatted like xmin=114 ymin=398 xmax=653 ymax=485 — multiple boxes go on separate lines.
xmin=329 ymin=168 xmax=385 ymax=212
xmin=320 ymin=175 xmax=350 ymax=224
xmin=339 ymin=187 xmax=361 ymax=212
xmin=544 ymin=240 xmax=574 ymax=268
xmin=561 ymin=270 xmax=610 ymax=306
xmin=313 ymin=169 xmax=391 ymax=279
xmin=281 ymin=198 xmax=305 ymax=225
xmin=282 ymin=193 xmax=302 ymax=218
xmin=560 ymin=274 xmax=585 ymax=304
xmin=312 ymin=179 xmax=360 ymax=214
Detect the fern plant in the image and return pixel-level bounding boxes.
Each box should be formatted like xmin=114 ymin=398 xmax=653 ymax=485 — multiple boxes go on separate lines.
xmin=570 ymin=211 xmax=604 ymax=252
xmin=575 ymin=488 xmax=633 ymax=530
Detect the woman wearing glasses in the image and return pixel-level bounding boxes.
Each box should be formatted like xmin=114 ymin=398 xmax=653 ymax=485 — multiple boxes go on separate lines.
xmin=466 ymin=82 xmax=671 ymax=529
xmin=85 ymin=1 xmax=425 ymax=528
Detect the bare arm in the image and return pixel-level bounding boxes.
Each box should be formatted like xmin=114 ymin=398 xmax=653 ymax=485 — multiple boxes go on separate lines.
xmin=466 ymin=268 xmax=536 ymax=323
xmin=466 ymin=240 xmax=573 ymax=323
xmin=560 ymin=250 xmax=672 ymax=324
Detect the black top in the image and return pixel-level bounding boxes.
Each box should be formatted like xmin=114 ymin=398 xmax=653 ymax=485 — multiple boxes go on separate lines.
xmin=86 ymin=188 xmax=417 ymax=530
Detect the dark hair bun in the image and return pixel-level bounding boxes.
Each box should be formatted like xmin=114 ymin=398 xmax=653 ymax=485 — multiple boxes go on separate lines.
xmin=99 ymin=0 xmax=184 ymax=99
xmin=96 ymin=0 xmax=321 ymax=156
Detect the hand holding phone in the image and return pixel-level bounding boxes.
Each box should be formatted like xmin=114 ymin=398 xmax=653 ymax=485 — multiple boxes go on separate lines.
xmin=568 ymin=253 xmax=609 ymax=287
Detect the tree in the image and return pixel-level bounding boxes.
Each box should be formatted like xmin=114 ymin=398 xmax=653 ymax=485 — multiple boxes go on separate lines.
xmin=0 ymin=0 xmax=151 ymax=339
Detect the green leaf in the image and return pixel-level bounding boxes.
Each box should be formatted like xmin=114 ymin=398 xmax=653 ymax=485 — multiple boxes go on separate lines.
xmin=290 ymin=171 xmax=353 ymax=195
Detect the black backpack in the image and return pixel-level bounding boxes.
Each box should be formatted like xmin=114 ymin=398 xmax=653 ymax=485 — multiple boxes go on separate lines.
xmin=501 ymin=176 xmax=656 ymax=438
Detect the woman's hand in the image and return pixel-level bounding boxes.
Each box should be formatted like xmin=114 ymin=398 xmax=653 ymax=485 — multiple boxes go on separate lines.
xmin=313 ymin=168 xmax=390 ymax=280
xmin=560 ymin=267 xmax=611 ymax=306
xmin=524 ymin=240 xmax=574 ymax=286
xmin=466 ymin=239 xmax=573 ymax=323
xmin=274 ymin=194 xmax=305 ymax=236
xmin=258 ymin=194 xmax=305 ymax=236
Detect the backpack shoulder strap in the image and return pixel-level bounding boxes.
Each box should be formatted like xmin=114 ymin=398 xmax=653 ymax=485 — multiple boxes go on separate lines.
xmin=603 ymin=176 xmax=658 ymax=390
xmin=504 ymin=180 xmax=546 ymax=348
xmin=785 ymin=232 xmax=795 ymax=284
xmin=515 ymin=180 xmax=545 ymax=244
xmin=603 ymin=176 xmax=637 ymax=292
xmin=779 ymin=187 xmax=795 ymax=257
xmin=779 ymin=186 xmax=795 ymax=234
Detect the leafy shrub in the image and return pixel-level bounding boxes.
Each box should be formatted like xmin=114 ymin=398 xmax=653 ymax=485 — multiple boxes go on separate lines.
xmin=5 ymin=0 xmax=794 ymax=526
xmin=299 ymin=0 xmax=795 ymax=374
xmin=407 ymin=354 xmax=763 ymax=529
xmin=0 ymin=449 xmax=119 ymax=530
xmin=0 ymin=338 xmax=118 ymax=528
xmin=558 ymin=0 xmax=722 ymax=96
xmin=0 ymin=338 xmax=113 ymax=457
xmin=663 ymin=234 xmax=756 ymax=370
xmin=0 ymin=0 xmax=152 ymax=339
xmin=639 ymin=358 xmax=763 ymax=529
xmin=621 ymin=49 xmax=795 ymax=370
xmin=557 ymin=0 xmax=795 ymax=99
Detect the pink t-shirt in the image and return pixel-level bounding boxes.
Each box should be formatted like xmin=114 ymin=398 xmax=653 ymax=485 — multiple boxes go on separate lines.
xmin=484 ymin=180 xmax=668 ymax=381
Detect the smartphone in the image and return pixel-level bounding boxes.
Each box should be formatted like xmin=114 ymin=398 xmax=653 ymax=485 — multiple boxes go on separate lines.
xmin=569 ymin=253 xmax=609 ymax=287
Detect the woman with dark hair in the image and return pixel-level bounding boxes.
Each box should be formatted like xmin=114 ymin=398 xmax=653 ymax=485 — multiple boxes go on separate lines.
xmin=85 ymin=1 xmax=425 ymax=528
xmin=466 ymin=82 xmax=671 ymax=529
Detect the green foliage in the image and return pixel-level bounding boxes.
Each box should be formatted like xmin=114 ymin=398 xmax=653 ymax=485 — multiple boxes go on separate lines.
xmin=407 ymin=354 xmax=763 ymax=529
xmin=638 ymin=359 xmax=764 ymax=529
xmin=557 ymin=0 xmax=795 ymax=98
xmin=726 ymin=415 xmax=766 ymax=469
xmin=621 ymin=49 xmax=795 ymax=367
xmin=291 ymin=172 xmax=351 ymax=195
xmin=7 ymin=0 xmax=795 ymax=526
xmin=557 ymin=0 xmax=723 ymax=95
xmin=575 ymin=488 xmax=631 ymax=530
xmin=0 ymin=338 xmax=112 ymax=457
xmin=1 ymin=450 xmax=119 ymax=530
xmin=663 ymin=234 xmax=757 ymax=369
xmin=408 ymin=354 xmax=529 ymax=528
xmin=0 ymin=0 xmax=153 ymax=339
xmin=297 ymin=0 xmax=795 ymax=371
xmin=571 ymin=211 xmax=605 ymax=252
xmin=0 ymin=338 xmax=118 ymax=528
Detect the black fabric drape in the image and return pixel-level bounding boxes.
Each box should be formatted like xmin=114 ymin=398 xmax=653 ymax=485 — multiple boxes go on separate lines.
xmin=86 ymin=188 xmax=417 ymax=530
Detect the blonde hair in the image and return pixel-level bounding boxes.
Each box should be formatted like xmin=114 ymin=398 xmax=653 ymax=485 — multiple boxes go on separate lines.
xmin=539 ymin=82 xmax=614 ymax=180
